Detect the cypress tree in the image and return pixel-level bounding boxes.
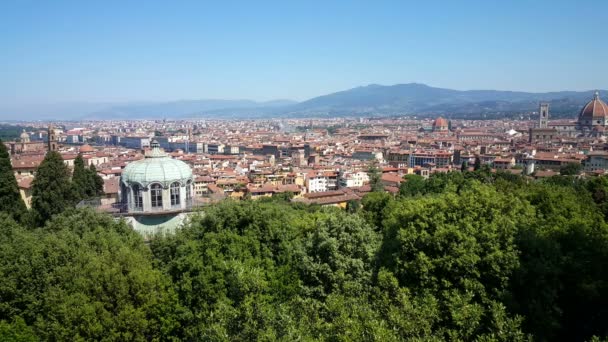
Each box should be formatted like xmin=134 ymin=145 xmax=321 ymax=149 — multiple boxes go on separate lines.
xmin=72 ymin=154 xmax=88 ymax=201
xmin=367 ymin=161 xmax=384 ymax=193
xmin=0 ymin=139 xmax=27 ymax=222
xmin=30 ymin=151 xmax=74 ymax=226
xmin=461 ymin=161 xmax=468 ymax=172
xmin=474 ymin=156 xmax=482 ymax=171
xmin=88 ymin=164 xmax=104 ymax=197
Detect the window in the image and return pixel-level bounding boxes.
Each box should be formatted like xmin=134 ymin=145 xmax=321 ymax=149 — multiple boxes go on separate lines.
xmin=133 ymin=184 xmax=143 ymax=209
xmin=186 ymin=180 xmax=192 ymax=201
xmin=170 ymin=182 xmax=180 ymax=206
xmin=151 ymin=184 xmax=163 ymax=208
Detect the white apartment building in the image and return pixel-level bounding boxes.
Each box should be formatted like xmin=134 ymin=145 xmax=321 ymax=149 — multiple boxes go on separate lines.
xmin=306 ymin=172 xmax=328 ymax=193
xmin=339 ymin=171 xmax=369 ymax=188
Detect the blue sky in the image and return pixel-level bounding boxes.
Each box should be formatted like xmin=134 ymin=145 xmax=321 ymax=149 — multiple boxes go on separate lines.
xmin=1 ymin=0 xmax=607 ymax=106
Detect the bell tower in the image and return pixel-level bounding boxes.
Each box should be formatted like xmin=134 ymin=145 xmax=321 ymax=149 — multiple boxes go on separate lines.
xmin=47 ymin=124 xmax=57 ymax=152
xmin=539 ymin=102 xmax=549 ymax=128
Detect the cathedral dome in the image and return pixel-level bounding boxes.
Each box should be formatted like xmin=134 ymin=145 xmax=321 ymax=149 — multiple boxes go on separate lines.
xmin=433 ymin=117 xmax=448 ymax=127
xmin=79 ymin=144 xmax=95 ymax=153
xmin=580 ymin=91 xmax=608 ymax=120
xmin=20 ymin=130 xmax=30 ymax=142
xmin=121 ymin=140 xmax=193 ymax=188
xmin=432 ymin=117 xmax=449 ymax=132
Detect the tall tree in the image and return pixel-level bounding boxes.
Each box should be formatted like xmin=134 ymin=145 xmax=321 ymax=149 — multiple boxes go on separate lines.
xmin=560 ymin=162 xmax=582 ymax=176
xmin=367 ymin=161 xmax=384 ymax=192
xmin=399 ymin=174 xmax=426 ymax=197
xmin=346 ymin=199 xmax=360 ymax=213
xmin=0 ymin=139 xmax=27 ymax=222
xmin=461 ymin=161 xmax=468 ymax=172
xmin=71 ymin=154 xmax=88 ymax=201
xmin=30 ymin=151 xmax=74 ymax=226
xmin=88 ymin=164 xmax=104 ymax=197
xmin=72 ymin=155 xmax=104 ymax=202
xmin=474 ymin=156 xmax=482 ymax=171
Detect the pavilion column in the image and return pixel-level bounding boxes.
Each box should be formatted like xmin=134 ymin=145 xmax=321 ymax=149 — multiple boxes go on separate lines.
xmin=180 ymin=184 xmax=186 ymax=209
xmin=163 ymin=187 xmax=171 ymax=210
xmin=142 ymin=188 xmax=151 ymax=212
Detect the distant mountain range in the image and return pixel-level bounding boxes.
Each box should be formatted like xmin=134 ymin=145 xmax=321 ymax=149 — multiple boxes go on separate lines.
xmin=291 ymin=83 xmax=607 ymax=117
xmin=1 ymin=83 xmax=605 ymax=120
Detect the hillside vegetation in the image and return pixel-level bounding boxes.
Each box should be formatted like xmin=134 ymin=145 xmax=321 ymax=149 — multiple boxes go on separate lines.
xmin=2 ymin=169 xmax=608 ymax=341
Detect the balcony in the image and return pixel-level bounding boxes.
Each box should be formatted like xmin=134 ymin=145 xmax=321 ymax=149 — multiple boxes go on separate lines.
xmin=79 ymin=198 xmax=202 ymax=216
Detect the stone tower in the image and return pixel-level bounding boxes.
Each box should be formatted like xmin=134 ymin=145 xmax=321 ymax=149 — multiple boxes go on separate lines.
xmin=539 ymin=102 xmax=549 ymax=128
xmin=47 ymin=124 xmax=57 ymax=152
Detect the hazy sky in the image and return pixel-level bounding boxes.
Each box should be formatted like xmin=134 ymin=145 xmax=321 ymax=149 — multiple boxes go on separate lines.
xmin=1 ymin=0 xmax=607 ymax=106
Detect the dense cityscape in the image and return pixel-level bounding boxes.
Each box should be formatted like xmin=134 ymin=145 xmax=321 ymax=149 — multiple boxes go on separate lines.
xmin=2 ymin=92 xmax=606 ymax=235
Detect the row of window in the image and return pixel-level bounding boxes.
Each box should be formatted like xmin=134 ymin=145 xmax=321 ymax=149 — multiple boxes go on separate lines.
xmin=132 ymin=182 xmax=192 ymax=209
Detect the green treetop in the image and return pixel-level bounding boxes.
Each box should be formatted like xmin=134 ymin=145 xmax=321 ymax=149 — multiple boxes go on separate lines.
xmin=474 ymin=156 xmax=482 ymax=171
xmin=560 ymin=162 xmax=582 ymax=176
xmin=71 ymin=154 xmax=88 ymax=201
xmin=88 ymin=164 xmax=104 ymax=197
xmin=0 ymin=139 xmax=27 ymax=222
xmin=30 ymin=151 xmax=74 ymax=226
xmin=367 ymin=161 xmax=384 ymax=192
xmin=72 ymin=155 xmax=105 ymax=203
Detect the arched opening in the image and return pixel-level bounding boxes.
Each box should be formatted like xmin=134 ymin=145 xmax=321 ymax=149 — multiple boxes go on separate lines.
xmin=151 ymin=183 xmax=163 ymax=209
xmin=133 ymin=184 xmax=143 ymax=210
xmin=170 ymin=182 xmax=181 ymax=207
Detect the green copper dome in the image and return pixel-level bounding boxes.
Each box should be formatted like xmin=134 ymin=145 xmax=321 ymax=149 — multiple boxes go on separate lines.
xmin=121 ymin=140 xmax=193 ymax=188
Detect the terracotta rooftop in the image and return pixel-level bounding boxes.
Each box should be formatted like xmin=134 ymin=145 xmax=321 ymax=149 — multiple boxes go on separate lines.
xmin=580 ymin=92 xmax=608 ymax=119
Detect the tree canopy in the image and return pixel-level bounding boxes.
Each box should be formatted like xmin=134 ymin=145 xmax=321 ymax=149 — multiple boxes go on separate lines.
xmin=560 ymin=162 xmax=583 ymax=176
xmin=0 ymin=210 xmax=180 ymax=340
xmin=367 ymin=161 xmax=384 ymax=192
xmin=2 ymin=167 xmax=608 ymax=340
xmin=72 ymin=154 xmax=105 ymax=203
xmin=29 ymin=151 xmax=74 ymax=226
xmin=0 ymin=139 xmax=27 ymax=222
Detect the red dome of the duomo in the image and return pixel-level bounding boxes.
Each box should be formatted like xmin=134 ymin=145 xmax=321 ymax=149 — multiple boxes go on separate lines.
xmin=580 ymin=91 xmax=608 ymax=120
xmin=79 ymin=144 xmax=95 ymax=153
xmin=433 ymin=117 xmax=448 ymax=127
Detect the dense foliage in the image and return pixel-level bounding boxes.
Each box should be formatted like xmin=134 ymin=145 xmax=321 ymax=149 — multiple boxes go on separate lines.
xmin=0 ymin=139 xmax=27 ymax=222
xmin=2 ymin=169 xmax=608 ymax=340
xmin=0 ymin=125 xmax=36 ymax=141
xmin=367 ymin=162 xmax=384 ymax=192
xmin=72 ymin=154 xmax=105 ymax=202
xmin=559 ymin=162 xmax=583 ymax=176
xmin=29 ymin=151 xmax=75 ymax=227
xmin=0 ymin=211 xmax=179 ymax=341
